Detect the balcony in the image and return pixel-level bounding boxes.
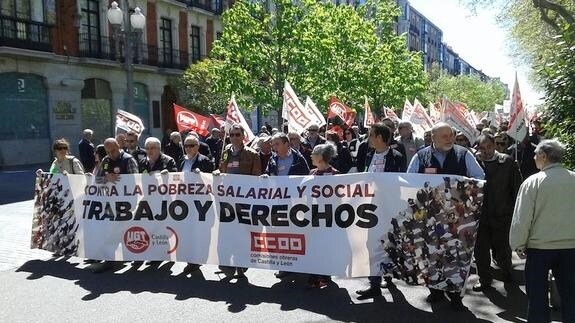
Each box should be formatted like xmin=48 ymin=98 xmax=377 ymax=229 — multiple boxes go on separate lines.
xmin=78 ymin=33 xmax=203 ymax=70
xmin=189 ymin=0 xmax=224 ymax=15
xmin=0 ymin=15 xmax=53 ymax=52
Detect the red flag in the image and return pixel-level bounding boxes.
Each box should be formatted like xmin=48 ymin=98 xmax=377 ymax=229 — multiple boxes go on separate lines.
xmin=327 ymin=124 xmax=345 ymax=140
xmin=507 ymin=74 xmax=528 ymax=141
xmin=173 ymin=103 xmax=211 ymax=136
xmin=209 ymin=114 xmax=225 ymax=128
xmin=328 ymin=96 xmax=356 ymax=127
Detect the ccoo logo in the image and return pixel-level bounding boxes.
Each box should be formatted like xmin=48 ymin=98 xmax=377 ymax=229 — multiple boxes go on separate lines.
xmin=124 ymin=226 xmax=150 ymax=253
xmin=177 ymin=111 xmax=198 ymax=128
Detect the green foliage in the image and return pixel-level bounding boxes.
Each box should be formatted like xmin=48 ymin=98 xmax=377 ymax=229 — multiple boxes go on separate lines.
xmin=203 ymin=0 xmax=426 ymax=115
xmin=539 ymin=36 xmax=575 ymax=168
xmin=425 ymin=63 xmax=508 ymax=111
xmin=172 ymin=59 xmax=229 ymax=114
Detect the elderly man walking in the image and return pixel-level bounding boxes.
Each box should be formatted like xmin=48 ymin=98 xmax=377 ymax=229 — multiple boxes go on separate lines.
xmin=510 ymin=139 xmax=575 ymax=323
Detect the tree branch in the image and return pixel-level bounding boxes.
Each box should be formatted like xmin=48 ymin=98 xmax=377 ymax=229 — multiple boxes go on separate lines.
xmin=538 ymin=7 xmax=562 ymax=32
xmin=532 ymin=0 xmax=575 ymax=29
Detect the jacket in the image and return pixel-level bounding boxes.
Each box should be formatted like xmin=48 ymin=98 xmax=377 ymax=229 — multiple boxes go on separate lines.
xmin=265 ymin=148 xmax=310 ymax=176
xmin=178 ymin=153 xmax=214 ymax=173
xmin=219 ymin=144 xmax=262 ymax=175
xmin=138 ymin=153 xmax=178 ymax=173
xmin=480 ymin=151 xmax=523 ymax=217
xmin=364 ymin=148 xmax=407 ymax=173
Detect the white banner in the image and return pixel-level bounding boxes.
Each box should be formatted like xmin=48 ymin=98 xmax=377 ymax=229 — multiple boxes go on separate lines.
xmin=507 ymin=75 xmax=528 ymax=141
xmin=116 ymin=109 xmax=145 ymax=136
xmin=408 ymin=98 xmax=434 ymax=137
xmin=32 ymin=173 xmax=484 ymax=292
xmin=282 ymin=80 xmax=326 ymax=134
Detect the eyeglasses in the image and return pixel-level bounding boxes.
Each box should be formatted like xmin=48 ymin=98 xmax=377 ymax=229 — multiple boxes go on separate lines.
xmin=54 ymin=146 xmax=67 ymax=150
xmin=229 ymin=133 xmax=242 ymax=137
xmin=495 ymin=142 xmax=506 ymax=146
xmin=184 ymin=144 xmax=197 ymax=148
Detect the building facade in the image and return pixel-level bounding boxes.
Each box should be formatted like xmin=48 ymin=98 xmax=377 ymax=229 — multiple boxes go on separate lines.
xmin=0 ymin=0 xmax=226 ymax=167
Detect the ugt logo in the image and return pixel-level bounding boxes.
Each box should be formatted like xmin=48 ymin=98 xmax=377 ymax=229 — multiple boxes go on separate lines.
xmin=124 ymin=226 xmax=150 ymax=253
xmin=251 ymin=232 xmax=306 ymax=255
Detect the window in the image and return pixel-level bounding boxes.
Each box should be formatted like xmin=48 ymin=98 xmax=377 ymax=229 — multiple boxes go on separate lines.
xmin=190 ymin=25 xmax=201 ymax=62
xmin=160 ymin=18 xmax=173 ymax=64
xmin=216 ymin=32 xmax=222 ymax=40
xmin=80 ymin=0 xmax=101 ymax=54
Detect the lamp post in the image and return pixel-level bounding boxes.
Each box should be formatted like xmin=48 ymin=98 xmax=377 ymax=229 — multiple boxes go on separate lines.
xmin=107 ymin=1 xmax=146 ymax=113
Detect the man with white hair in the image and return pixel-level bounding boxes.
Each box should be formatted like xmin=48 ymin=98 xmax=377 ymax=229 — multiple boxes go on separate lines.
xmin=163 ymin=131 xmax=184 ymax=162
xmin=138 ymin=137 xmax=177 ymax=174
xmin=78 ymin=129 xmax=95 ymax=172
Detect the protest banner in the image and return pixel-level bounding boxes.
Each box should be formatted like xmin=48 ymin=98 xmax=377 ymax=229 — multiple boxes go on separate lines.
xmin=507 ymin=75 xmax=528 ymax=141
xmin=384 ymin=107 xmax=400 ymax=122
xmin=173 ymin=104 xmax=211 ymax=136
xmin=115 ymin=109 xmax=145 ymax=137
xmin=441 ymin=98 xmax=479 ymax=143
xmin=32 ymin=172 xmax=484 ymax=293
xmin=328 ymin=97 xmax=356 ymax=127
xmin=408 ymin=98 xmax=433 ymax=137
xmin=282 ymin=81 xmax=326 ymax=134
xmin=401 ymin=99 xmax=414 ymax=121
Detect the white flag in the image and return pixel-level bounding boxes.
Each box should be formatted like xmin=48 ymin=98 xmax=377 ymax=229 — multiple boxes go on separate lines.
xmin=408 ymin=98 xmax=434 ymax=137
xmin=226 ymin=95 xmax=255 ymax=144
xmin=401 ymin=99 xmax=414 ymax=121
xmin=116 ymin=109 xmax=145 ymax=137
xmin=282 ymin=80 xmax=325 ymax=134
xmin=507 ymin=75 xmax=528 ymax=141
xmin=363 ymin=97 xmax=376 ymax=128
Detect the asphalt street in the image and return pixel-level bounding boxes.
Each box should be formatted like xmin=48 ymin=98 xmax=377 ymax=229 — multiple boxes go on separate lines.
xmin=0 ymin=168 xmax=563 ymax=322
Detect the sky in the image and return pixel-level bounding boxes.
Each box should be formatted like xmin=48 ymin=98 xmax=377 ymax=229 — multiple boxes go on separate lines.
xmin=408 ymin=0 xmax=543 ymax=108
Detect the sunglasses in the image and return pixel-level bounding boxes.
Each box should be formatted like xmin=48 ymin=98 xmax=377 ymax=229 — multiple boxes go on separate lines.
xmin=229 ymin=133 xmax=242 ymax=137
xmin=54 ymin=146 xmax=68 ymax=150
xmin=184 ymin=144 xmax=197 ymax=148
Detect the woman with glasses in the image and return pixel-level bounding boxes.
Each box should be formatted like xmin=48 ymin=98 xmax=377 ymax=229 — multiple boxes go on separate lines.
xmin=36 ymin=138 xmax=85 ymax=176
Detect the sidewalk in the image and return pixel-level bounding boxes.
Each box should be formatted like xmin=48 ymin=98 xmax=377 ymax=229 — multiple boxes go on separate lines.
xmin=0 ymin=200 xmax=50 ymax=271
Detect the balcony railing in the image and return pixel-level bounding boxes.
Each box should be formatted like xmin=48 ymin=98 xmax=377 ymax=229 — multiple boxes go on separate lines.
xmin=190 ymin=0 xmax=224 ymax=15
xmin=0 ymin=15 xmax=53 ymax=52
xmin=78 ymin=33 xmax=203 ymax=70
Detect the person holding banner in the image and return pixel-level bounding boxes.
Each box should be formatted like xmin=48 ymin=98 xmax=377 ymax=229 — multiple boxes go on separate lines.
xmin=356 ymin=123 xmax=406 ymax=299
xmin=510 ymin=139 xmax=575 ymax=323
xmin=93 ymin=138 xmax=139 ymax=273
xmin=179 ymin=134 xmax=215 ymax=273
xmin=36 ymin=138 xmax=85 ymax=177
xmin=306 ymin=143 xmax=339 ymax=288
xmin=125 ymin=130 xmax=147 ymax=162
xmin=407 ymin=122 xmax=484 ymax=311
xmin=137 ymin=137 xmax=178 ymax=174
xmin=217 ymin=124 xmax=261 ymax=278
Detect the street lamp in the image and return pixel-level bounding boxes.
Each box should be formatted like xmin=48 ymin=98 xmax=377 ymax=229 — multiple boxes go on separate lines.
xmin=107 ymin=1 xmax=146 ymax=113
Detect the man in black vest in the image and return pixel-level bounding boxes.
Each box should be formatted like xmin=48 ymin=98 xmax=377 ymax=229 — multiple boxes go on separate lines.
xmin=407 ymin=122 xmax=484 ymax=311
xmin=356 ymin=123 xmax=406 ymax=300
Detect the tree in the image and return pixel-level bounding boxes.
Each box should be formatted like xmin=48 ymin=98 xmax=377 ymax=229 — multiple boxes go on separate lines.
xmin=425 ymin=64 xmax=508 ymax=111
xmin=208 ymin=0 xmax=427 ymax=117
xmin=172 ymin=59 xmax=229 ymax=114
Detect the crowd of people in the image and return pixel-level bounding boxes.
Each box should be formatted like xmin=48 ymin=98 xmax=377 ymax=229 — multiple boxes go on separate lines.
xmin=36 ymin=114 xmax=575 ymax=321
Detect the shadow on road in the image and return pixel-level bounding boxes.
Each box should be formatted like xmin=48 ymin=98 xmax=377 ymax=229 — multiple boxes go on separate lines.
xmin=18 ymin=258 xmax=493 ymax=323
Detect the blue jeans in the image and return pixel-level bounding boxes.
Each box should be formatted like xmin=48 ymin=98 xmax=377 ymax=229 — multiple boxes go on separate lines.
xmin=525 ymin=248 xmax=575 ymax=323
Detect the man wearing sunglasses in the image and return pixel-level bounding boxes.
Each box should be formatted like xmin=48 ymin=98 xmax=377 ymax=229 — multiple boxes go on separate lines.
xmin=216 ymin=124 xmax=261 ymax=279
xmin=125 ymin=130 xmax=147 ymax=162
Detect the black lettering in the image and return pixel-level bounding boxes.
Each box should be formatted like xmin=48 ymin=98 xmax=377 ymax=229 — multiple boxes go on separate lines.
xmin=236 ymin=203 xmax=251 ymax=225
xmin=312 ymin=204 xmax=333 ymax=227
xmin=87 ymin=200 xmax=102 ymax=220
xmin=271 ymin=204 xmax=289 ymax=226
xmin=115 ymin=202 xmax=133 ymax=221
xmin=82 ymin=200 xmax=91 ymax=219
xmin=194 ymin=200 xmax=213 ymax=221
xmin=101 ymin=202 xmax=115 ymax=221
xmin=289 ymin=204 xmax=310 ymax=227
xmin=169 ymin=200 xmax=188 ymax=221
xmin=334 ymin=204 xmax=355 ymax=228
xmin=134 ymin=201 xmax=154 ymax=221
xmin=154 ymin=200 xmax=167 ymax=220
xmin=219 ymin=202 xmax=235 ymax=222
xmin=251 ymin=204 xmax=270 ymax=226
xmin=356 ymin=204 xmax=378 ymax=228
